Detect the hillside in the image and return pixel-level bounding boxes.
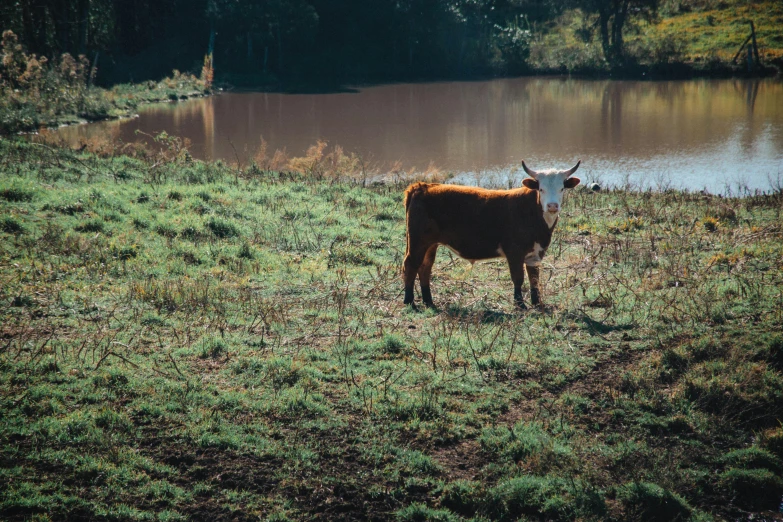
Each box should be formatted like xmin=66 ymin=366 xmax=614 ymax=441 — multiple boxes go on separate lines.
xmin=527 ymin=0 xmax=783 ymax=75
xmin=1 ymin=140 xmax=783 ymax=520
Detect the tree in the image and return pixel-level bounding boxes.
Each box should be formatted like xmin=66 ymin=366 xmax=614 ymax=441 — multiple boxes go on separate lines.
xmin=207 ymin=0 xmax=317 ymax=75
xmin=578 ymin=0 xmax=658 ymax=65
xmin=0 ymin=0 xmax=115 ymax=58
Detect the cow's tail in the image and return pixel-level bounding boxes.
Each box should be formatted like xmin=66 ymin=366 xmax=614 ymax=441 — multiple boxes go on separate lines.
xmin=404 ymin=182 xmax=428 ymax=212
xmin=403 ymin=182 xmax=429 ymax=266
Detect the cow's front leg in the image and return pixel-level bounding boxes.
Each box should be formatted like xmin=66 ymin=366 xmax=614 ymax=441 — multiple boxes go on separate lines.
xmin=507 ymin=255 xmax=527 ymax=309
xmin=526 ymin=265 xmax=541 ymax=307
xmin=524 ymin=244 xmax=545 ymax=307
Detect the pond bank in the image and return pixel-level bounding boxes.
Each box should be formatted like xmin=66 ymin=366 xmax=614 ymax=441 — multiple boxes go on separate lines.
xmin=0 ymin=78 xmax=212 ymax=136
xmin=45 ymin=78 xmax=783 ymax=195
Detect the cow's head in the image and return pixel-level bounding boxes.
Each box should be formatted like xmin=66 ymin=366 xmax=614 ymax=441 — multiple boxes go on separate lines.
xmin=521 ymin=160 xmax=581 ymax=227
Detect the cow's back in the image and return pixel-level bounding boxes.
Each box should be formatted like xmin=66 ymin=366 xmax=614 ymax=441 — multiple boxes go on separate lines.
xmin=404 ymin=182 xmax=540 ymax=260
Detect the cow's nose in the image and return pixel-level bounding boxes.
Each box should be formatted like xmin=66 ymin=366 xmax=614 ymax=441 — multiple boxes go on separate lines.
xmin=547 ymin=203 xmax=559 ymax=213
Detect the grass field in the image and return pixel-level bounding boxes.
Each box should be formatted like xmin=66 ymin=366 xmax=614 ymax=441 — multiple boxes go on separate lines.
xmin=1 ymin=139 xmax=783 ymax=521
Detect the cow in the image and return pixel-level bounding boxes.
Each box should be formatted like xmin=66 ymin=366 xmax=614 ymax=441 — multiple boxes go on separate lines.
xmin=402 ymin=160 xmax=581 ymax=310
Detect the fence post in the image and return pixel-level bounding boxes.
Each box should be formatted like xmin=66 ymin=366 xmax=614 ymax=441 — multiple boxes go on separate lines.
xmin=750 ymin=21 xmax=761 ymax=66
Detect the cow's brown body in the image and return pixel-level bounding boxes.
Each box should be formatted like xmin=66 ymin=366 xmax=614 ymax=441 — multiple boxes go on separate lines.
xmin=403 ymin=182 xmax=553 ymax=309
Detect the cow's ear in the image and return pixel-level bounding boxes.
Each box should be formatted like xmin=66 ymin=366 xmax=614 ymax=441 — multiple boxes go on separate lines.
xmin=522 ymin=178 xmax=539 ymax=190
xmin=564 ymin=177 xmax=581 ymax=189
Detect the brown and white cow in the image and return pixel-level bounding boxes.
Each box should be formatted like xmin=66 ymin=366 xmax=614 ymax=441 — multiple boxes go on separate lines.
xmin=402 ymin=160 xmax=581 ymax=309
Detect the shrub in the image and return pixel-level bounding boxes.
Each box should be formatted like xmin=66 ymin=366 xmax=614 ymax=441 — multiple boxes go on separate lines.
xmin=111 ymin=245 xmax=138 ymax=260
xmin=206 ymin=217 xmax=240 ymax=238
xmin=1 ymin=187 xmax=34 ymax=202
xmin=93 ymin=369 xmax=131 ymax=391
xmin=197 ymin=336 xmax=228 ymax=359
xmin=1 ymin=217 xmax=24 ymax=234
xmin=765 ymin=334 xmax=783 ymax=370
xmin=762 ymin=426 xmax=783 ymax=460
xmin=327 ymin=244 xmax=374 ymax=266
xmin=45 ymin=201 xmax=84 ymax=215
xmin=479 ymin=422 xmax=571 ymax=465
xmin=396 ymin=503 xmax=458 ymax=522
xmin=0 ymin=31 xmax=94 ymax=134
xmin=485 ymin=475 xmax=606 ymax=520
xmin=11 ymin=295 xmax=34 ymax=307
xmin=132 ymin=218 xmax=149 ymax=230
xmin=180 ymin=226 xmax=206 ymax=242
xmin=701 ymin=217 xmax=718 ymax=232
xmin=0 ymin=30 xmax=209 ymax=134
xmin=381 ymin=335 xmax=406 ymax=355
xmin=718 ymin=468 xmax=783 ymax=511
xmin=154 ymin=224 xmax=178 ymax=238
xmin=237 ymin=242 xmax=254 ymax=259
xmin=616 ymin=482 xmax=691 ymax=522
xmin=721 ymin=447 xmax=782 ymax=473
xmin=437 ymin=480 xmax=482 ymax=517
xmin=74 ymin=220 xmax=104 ymax=233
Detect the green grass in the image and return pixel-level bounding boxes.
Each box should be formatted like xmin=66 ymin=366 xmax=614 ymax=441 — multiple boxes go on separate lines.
xmin=1 ymin=139 xmax=783 ymax=520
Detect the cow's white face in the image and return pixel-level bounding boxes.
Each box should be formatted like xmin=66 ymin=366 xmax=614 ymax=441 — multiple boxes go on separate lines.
xmin=521 ymin=161 xmax=581 ymax=228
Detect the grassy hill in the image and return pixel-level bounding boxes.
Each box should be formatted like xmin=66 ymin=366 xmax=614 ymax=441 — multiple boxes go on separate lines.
xmin=530 ymin=0 xmax=783 ymax=75
xmin=1 ymin=140 xmax=783 ymax=521
xmin=650 ymin=0 xmax=783 ymax=62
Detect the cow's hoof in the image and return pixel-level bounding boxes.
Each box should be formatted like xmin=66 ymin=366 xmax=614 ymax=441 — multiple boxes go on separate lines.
xmin=530 ymin=289 xmax=541 ymax=306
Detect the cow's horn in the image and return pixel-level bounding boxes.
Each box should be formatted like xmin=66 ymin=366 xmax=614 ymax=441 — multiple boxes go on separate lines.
xmin=565 ymin=160 xmax=581 ymax=177
xmin=521 ymin=160 xmax=538 ymax=178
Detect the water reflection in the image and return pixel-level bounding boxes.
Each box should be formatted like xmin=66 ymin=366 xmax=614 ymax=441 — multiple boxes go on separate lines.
xmin=51 ymin=78 xmax=783 ymax=192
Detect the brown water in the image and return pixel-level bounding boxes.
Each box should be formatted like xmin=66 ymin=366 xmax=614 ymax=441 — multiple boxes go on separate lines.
xmin=53 ymin=78 xmax=783 ymax=192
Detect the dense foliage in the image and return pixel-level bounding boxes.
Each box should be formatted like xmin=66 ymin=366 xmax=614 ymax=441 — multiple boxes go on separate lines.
xmin=1 ymin=139 xmax=782 ymax=520
xmin=1 ymin=0 xmax=780 ymax=86
xmin=0 ymin=30 xmax=210 ymax=134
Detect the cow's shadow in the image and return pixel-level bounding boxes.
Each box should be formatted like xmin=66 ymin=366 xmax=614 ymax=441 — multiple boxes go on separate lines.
xmin=577 ymin=313 xmax=635 ymax=335
xmin=443 ymin=304 xmax=514 ymax=324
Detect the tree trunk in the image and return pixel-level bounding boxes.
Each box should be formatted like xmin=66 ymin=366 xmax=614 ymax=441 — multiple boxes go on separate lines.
xmin=22 ymin=1 xmax=40 ymax=54
xmin=408 ymin=18 xmax=414 ymax=69
xmin=89 ymin=51 xmax=99 ymax=85
xmin=597 ymin=6 xmax=611 ymax=63
xmin=80 ymin=0 xmax=89 ymax=55
xmin=276 ymin=24 xmax=283 ymax=72
xmin=610 ymin=0 xmax=629 ymax=64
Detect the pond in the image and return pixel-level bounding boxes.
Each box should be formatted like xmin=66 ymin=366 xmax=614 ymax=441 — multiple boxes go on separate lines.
xmin=52 ymin=77 xmax=783 ymax=193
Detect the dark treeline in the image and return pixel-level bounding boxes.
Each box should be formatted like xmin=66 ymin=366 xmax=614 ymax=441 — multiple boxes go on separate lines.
xmin=1 ymin=0 xmax=660 ymax=86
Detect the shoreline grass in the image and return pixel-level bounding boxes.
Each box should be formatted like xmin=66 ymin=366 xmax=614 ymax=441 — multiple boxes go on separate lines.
xmin=0 ymin=72 xmax=211 ymax=136
xmin=1 ymin=139 xmax=782 ymax=520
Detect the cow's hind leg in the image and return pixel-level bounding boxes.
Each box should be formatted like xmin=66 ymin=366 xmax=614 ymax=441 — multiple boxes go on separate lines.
xmin=417 ymin=244 xmax=438 ymax=307
xmin=403 ymin=241 xmax=429 ymax=308
xmin=507 ymin=254 xmax=527 ymax=309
